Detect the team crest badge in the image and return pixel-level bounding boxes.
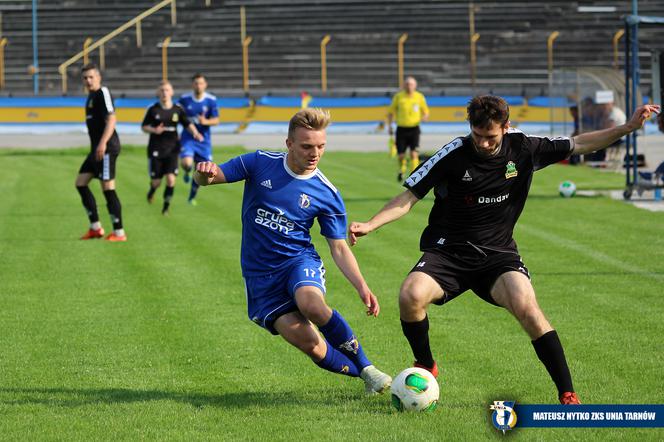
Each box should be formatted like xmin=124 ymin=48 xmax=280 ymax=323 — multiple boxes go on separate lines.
xmin=299 ymin=193 xmax=311 ymax=208
xmin=339 ymin=337 xmax=359 ymax=355
xmin=490 ymin=401 xmax=518 ymax=433
xmin=505 ymin=161 xmax=518 ymax=179
xmin=172 ymin=113 xmax=179 ymax=122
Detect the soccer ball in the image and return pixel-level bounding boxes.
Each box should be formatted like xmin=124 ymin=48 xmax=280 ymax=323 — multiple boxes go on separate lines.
xmin=390 ymin=367 xmax=439 ymax=412
xmin=558 ymin=180 xmax=576 ymax=198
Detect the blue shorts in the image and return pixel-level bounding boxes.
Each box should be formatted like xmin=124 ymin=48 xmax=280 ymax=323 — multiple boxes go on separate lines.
xmin=243 ymin=255 xmax=327 ymax=335
xmin=180 ymin=140 xmax=212 ymax=162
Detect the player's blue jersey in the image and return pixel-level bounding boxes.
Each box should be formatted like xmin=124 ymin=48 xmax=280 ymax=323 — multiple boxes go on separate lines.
xmin=220 ymin=150 xmax=347 ymax=276
xmin=178 ymin=93 xmax=219 ymax=148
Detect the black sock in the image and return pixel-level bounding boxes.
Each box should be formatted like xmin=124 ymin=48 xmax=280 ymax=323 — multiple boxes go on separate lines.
xmin=532 ymin=330 xmax=574 ymax=396
xmin=103 ymin=189 xmax=123 ymax=230
xmin=401 ymin=316 xmax=435 ymax=368
xmin=147 ymin=184 xmax=158 ymax=199
xmin=163 ymin=186 xmax=174 ymax=212
xmin=188 ymin=180 xmax=199 ymax=201
xmin=76 ymin=185 xmax=99 ymax=223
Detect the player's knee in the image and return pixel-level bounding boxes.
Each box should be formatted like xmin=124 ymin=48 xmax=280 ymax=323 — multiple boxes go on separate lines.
xmin=297 ymin=299 xmax=331 ymax=326
xmin=301 ymin=305 xmax=331 ymax=326
xmin=101 ymin=180 xmax=115 ymax=191
xmin=512 ymin=300 xmax=543 ymax=325
xmin=399 ymin=283 xmax=429 ymax=311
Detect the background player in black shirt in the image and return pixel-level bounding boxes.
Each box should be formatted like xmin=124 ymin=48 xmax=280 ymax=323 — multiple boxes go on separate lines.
xmin=142 ymin=81 xmax=203 ymax=215
xmin=350 ymin=95 xmax=659 ymax=404
xmin=75 ymin=63 xmax=126 ymax=242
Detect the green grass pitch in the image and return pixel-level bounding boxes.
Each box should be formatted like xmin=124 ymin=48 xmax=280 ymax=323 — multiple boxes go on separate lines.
xmin=0 ymin=145 xmax=662 ymax=441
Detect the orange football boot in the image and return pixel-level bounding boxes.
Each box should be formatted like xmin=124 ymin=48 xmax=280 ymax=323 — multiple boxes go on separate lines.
xmin=80 ymin=227 xmax=105 ymax=240
xmin=104 ymin=232 xmax=127 ymax=242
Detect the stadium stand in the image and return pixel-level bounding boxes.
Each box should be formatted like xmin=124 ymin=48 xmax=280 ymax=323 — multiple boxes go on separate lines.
xmin=0 ymin=0 xmax=662 ymax=96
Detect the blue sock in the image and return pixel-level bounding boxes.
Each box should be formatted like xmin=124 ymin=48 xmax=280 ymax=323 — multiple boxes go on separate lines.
xmin=188 ymin=180 xmax=199 ymax=201
xmin=318 ymin=310 xmax=372 ymax=371
xmin=315 ymin=340 xmax=360 ymax=377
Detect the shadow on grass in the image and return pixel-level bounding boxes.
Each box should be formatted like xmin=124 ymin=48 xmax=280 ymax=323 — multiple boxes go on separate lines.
xmin=0 ymin=386 xmax=391 ymax=412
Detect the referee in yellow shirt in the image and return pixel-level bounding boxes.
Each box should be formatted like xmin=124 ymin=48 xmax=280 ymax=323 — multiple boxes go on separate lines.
xmin=388 ymin=76 xmax=429 ymax=181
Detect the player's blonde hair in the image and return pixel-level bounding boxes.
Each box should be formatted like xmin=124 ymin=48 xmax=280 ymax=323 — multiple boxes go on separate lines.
xmin=288 ymin=108 xmax=331 ymax=139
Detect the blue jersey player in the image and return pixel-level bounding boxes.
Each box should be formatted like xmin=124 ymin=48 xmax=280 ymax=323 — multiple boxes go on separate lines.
xmin=194 ymin=108 xmax=392 ymax=394
xmin=178 ymin=73 xmax=219 ymax=204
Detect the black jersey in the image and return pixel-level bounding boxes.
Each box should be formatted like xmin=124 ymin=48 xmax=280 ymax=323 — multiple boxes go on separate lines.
xmin=85 ymin=86 xmax=121 ymax=154
xmin=142 ymin=102 xmax=191 ymax=158
xmin=404 ymin=129 xmax=573 ymax=250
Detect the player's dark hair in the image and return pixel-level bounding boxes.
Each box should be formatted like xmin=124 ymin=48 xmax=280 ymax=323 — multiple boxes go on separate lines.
xmin=81 ymin=63 xmax=100 ymax=74
xmin=467 ymin=95 xmax=510 ymax=129
xmin=192 ymin=72 xmax=206 ymax=81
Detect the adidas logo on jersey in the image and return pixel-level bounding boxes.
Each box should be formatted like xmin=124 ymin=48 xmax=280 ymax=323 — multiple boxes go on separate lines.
xmin=462 ymin=170 xmax=472 ymax=182
xmin=437 ymin=237 xmax=446 ymax=245
xmin=260 ymin=179 xmax=272 ymax=189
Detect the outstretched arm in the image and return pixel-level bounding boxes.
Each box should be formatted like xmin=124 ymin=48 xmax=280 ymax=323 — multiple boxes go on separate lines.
xmin=572 ymin=104 xmax=660 ymax=155
xmin=348 ymin=189 xmax=420 ymax=245
xmin=326 ymin=238 xmax=379 ymax=317
xmin=194 ymin=161 xmax=227 ymax=186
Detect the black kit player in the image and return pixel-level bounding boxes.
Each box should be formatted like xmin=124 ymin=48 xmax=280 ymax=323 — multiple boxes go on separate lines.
xmin=76 ymin=63 xmax=126 ymax=242
xmin=350 ymin=95 xmax=660 ymax=404
xmin=142 ymin=81 xmax=203 ymax=215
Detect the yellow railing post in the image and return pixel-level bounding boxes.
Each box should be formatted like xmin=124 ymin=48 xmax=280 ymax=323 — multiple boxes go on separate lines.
xmin=242 ymin=36 xmax=252 ymax=92
xmin=0 ymin=38 xmax=7 ymax=90
xmin=171 ymin=0 xmax=177 ymax=26
xmin=397 ymin=33 xmax=408 ymax=89
xmin=468 ymin=3 xmax=480 ymax=90
xmin=136 ymin=20 xmax=142 ymax=48
xmin=613 ymin=29 xmax=625 ymax=69
xmin=99 ymin=44 xmax=105 ymax=70
xmin=240 ymin=6 xmax=246 ymax=43
xmin=83 ymin=37 xmax=93 ymax=65
xmin=59 ymin=66 xmax=67 ymax=94
xmin=470 ymin=33 xmax=480 ymax=90
xmin=161 ymin=36 xmax=171 ymax=81
xmin=547 ymin=30 xmax=560 ymax=136
xmin=320 ymin=35 xmax=331 ymax=92
xmin=58 ymin=0 xmax=177 ymax=94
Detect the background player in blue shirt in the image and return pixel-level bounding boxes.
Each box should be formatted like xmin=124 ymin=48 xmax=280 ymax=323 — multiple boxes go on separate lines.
xmin=194 ymin=108 xmax=392 ymax=394
xmin=178 ymin=73 xmax=219 ymax=205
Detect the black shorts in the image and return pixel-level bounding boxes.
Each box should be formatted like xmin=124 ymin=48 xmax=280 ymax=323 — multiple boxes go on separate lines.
xmin=148 ymin=154 xmax=179 ymax=179
xmin=409 ymin=243 xmax=530 ymax=306
xmin=396 ymin=126 xmax=420 ymax=154
xmin=78 ymin=152 xmax=118 ymax=181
